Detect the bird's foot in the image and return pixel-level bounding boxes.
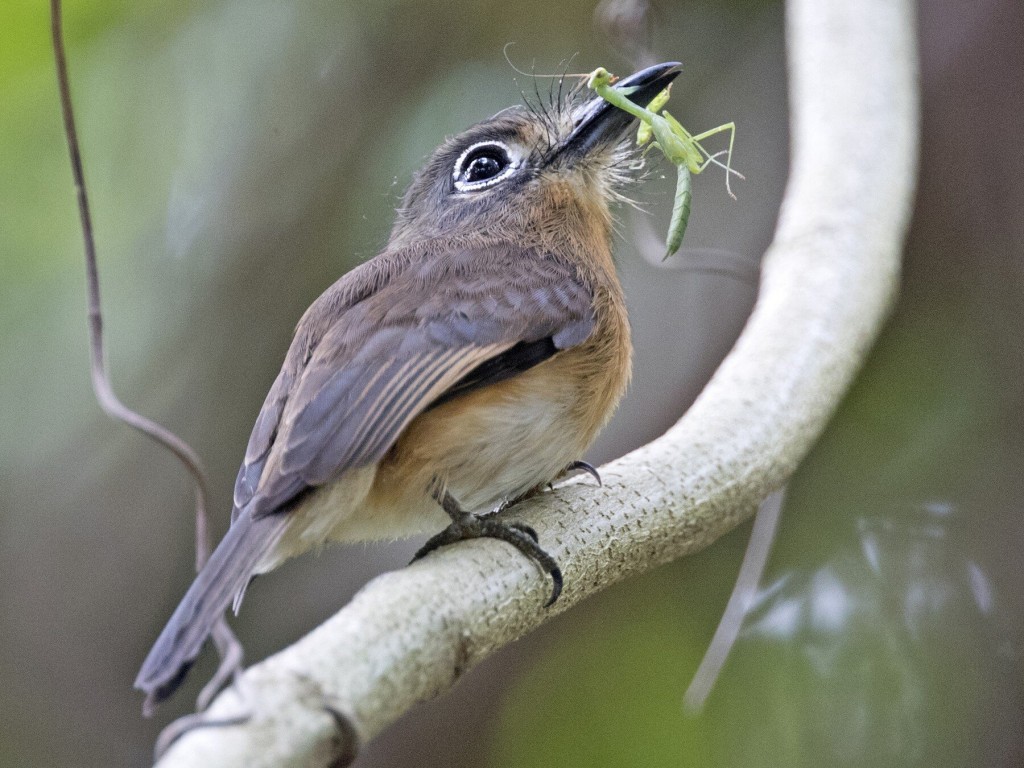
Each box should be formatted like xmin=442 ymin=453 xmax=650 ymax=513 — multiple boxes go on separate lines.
xmin=414 ymin=491 xmax=563 ymax=606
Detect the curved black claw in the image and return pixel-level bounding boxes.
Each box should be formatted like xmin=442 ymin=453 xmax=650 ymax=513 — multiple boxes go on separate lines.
xmin=564 ymin=460 xmax=602 ymax=487
xmin=544 ymin=563 xmax=563 ymax=607
xmin=411 ymin=513 xmax=562 ymax=607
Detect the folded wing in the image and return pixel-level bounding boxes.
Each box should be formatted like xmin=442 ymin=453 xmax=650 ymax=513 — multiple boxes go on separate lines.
xmin=235 ymin=244 xmax=595 ymax=520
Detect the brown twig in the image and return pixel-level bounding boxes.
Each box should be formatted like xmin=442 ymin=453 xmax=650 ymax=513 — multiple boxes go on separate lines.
xmin=51 ymin=3 xmax=246 ymax=719
xmin=683 ymin=487 xmax=785 ymax=711
xmin=51 ymin=0 xmax=249 ymax=729
xmin=50 ymin=0 xmax=215 ymax=570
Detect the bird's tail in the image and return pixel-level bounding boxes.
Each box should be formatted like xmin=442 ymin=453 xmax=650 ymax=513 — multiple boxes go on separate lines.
xmin=134 ymin=512 xmax=289 ymax=710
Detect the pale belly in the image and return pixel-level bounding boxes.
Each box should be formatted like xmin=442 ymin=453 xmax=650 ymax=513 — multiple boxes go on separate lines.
xmin=262 ymin=330 xmax=630 ymax=567
xmin=349 ymin=355 xmax=605 ymax=539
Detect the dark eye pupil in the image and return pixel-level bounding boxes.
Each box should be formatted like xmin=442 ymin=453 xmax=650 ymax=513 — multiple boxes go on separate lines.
xmin=466 ymin=154 xmax=502 ymax=182
xmin=454 ymin=143 xmax=515 ymax=190
xmin=457 ymin=144 xmax=512 ymax=186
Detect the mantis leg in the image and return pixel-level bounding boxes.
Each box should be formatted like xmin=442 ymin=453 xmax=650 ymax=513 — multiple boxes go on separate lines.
xmin=593 ymin=84 xmax=655 ymax=124
xmin=688 ymin=121 xmax=738 ymax=198
xmin=589 ymin=68 xmax=741 ymax=255
xmin=589 ymin=69 xmax=658 ymax=127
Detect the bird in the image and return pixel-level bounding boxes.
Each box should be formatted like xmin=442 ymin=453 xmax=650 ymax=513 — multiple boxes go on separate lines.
xmin=135 ymin=61 xmax=682 ymax=712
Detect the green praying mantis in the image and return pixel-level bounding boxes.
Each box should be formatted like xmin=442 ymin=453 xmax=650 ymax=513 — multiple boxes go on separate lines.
xmin=587 ymin=67 xmax=743 ymax=259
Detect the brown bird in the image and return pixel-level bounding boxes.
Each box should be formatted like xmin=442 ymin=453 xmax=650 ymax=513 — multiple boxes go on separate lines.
xmin=135 ymin=61 xmax=682 ymax=711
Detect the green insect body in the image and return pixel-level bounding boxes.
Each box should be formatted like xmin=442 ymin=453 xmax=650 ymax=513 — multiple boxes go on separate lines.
xmin=666 ymin=165 xmax=692 ymax=259
xmin=587 ymin=67 xmax=740 ymax=259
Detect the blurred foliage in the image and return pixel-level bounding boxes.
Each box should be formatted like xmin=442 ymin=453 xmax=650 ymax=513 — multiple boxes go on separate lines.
xmin=492 ymin=302 xmax=1024 ymax=767
xmin=488 ymin=1 xmax=1024 ymax=763
xmin=1 ymin=0 xmax=1022 ymax=766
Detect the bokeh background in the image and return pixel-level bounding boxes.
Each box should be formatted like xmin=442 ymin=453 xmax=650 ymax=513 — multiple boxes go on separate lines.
xmin=1 ymin=0 xmax=1022 ymax=765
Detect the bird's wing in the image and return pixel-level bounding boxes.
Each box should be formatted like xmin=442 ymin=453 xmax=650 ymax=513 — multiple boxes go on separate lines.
xmin=233 ymin=243 xmax=595 ymax=519
xmin=231 ymin=253 xmax=412 ymax=522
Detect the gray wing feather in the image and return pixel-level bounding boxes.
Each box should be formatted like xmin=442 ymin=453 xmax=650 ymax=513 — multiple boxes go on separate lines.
xmin=232 ymin=367 xmax=292 ymax=520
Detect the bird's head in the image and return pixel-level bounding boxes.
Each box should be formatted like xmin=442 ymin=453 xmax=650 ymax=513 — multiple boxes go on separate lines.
xmin=387 ymin=62 xmax=681 ymax=253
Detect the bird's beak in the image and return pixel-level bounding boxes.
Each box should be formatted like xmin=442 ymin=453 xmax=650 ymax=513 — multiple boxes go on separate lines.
xmin=549 ymin=61 xmax=682 ymax=164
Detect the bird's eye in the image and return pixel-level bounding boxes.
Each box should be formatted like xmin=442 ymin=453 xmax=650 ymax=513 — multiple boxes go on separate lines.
xmin=465 ymin=153 xmax=502 ymax=182
xmin=453 ymin=141 xmax=518 ymax=191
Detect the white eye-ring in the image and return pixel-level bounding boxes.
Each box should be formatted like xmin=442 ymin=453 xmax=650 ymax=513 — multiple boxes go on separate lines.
xmin=452 ymin=141 xmax=520 ymax=192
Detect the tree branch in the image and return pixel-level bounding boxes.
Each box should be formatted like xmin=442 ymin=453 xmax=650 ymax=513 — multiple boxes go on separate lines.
xmin=154 ymin=0 xmax=919 ymax=764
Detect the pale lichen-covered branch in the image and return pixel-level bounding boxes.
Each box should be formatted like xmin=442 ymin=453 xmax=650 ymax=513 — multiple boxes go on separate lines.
xmin=155 ymin=0 xmax=919 ymax=764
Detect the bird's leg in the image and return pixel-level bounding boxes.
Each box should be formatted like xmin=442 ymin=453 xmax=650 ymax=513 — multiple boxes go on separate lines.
xmin=411 ymin=489 xmax=564 ymax=606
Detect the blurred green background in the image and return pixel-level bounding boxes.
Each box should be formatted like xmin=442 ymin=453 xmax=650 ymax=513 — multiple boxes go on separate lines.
xmin=1 ymin=0 xmax=1021 ymax=765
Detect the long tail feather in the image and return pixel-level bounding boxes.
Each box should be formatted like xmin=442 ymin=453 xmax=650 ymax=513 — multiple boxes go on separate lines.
xmin=134 ymin=513 xmax=289 ymax=708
